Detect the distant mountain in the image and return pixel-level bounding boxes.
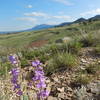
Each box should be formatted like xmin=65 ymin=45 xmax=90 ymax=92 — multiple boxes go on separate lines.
xmin=26 ymin=24 xmax=55 ymax=31
xmin=56 ymin=18 xmax=86 ymax=27
xmin=56 ymin=22 xmax=72 ymax=27
xmin=89 ymin=15 xmax=100 ymax=21
xmin=0 ymin=15 xmax=100 ymax=34
xmin=73 ymin=18 xmax=86 ymax=23
xmin=0 ymin=24 xmax=55 ymax=34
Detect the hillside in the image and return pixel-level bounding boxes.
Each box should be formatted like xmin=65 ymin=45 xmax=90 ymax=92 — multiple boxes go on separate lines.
xmin=0 ymin=18 xmax=100 ymax=50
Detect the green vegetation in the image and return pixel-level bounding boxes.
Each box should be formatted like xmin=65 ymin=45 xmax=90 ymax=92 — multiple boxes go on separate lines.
xmin=45 ymin=52 xmax=78 ymax=75
xmin=20 ymin=58 xmax=29 ymax=68
xmin=0 ymin=62 xmax=12 ymax=76
xmin=75 ymin=73 xmax=92 ymax=85
xmin=86 ymin=63 xmax=100 ymax=74
xmin=0 ymin=20 xmax=99 ymax=50
xmin=94 ymin=45 xmax=100 ymax=56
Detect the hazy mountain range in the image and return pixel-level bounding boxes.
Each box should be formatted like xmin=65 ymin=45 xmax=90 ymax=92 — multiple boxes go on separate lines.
xmin=0 ymin=15 xmax=100 ymax=34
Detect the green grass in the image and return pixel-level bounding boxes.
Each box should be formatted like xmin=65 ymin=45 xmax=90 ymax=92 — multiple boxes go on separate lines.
xmin=93 ymin=45 xmax=100 ymax=56
xmin=74 ymin=73 xmax=92 ymax=85
xmin=86 ymin=63 xmax=100 ymax=74
xmin=45 ymin=52 xmax=78 ymax=75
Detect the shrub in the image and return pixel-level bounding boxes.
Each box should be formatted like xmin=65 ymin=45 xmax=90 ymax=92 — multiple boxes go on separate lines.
xmin=79 ymin=33 xmax=100 ymax=47
xmin=56 ymin=53 xmax=78 ymax=68
xmin=75 ymin=74 xmax=92 ymax=85
xmin=45 ymin=58 xmax=57 ymax=75
xmin=86 ymin=63 xmax=100 ymax=74
xmin=22 ymin=50 xmax=42 ymax=60
xmin=94 ymin=46 xmax=100 ymax=56
xmin=74 ymin=85 xmax=87 ymax=100
xmin=67 ymin=41 xmax=83 ymax=54
xmin=20 ymin=58 xmax=29 ymax=68
xmin=39 ymin=54 xmax=51 ymax=64
xmin=45 ymin=52 xmax=78 ymax=75
xmin=0 ymin=62 xmax=12 ymax=76
xmin=79 ymin=34 xmax=94 ymax=47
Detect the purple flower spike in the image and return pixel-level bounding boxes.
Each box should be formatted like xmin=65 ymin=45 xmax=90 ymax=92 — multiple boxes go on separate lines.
xmin=13 ymin=84 xmax=20 ymax=90
xmin=32 ymin=60 xmax=42 ymax=67
xmin=16 ymin=90 xmax=23 ymax=96
xmin=35 ymin=70 xmax=44 ymax=76
xmin=32 ymin=60 xmax=49 ymax=99
xmin=38 ymin=90 xmax=50 ymax=98
xmin=9 ymin=55 xmax=17 ymax=64
xmin=11 ymin=77 xmax=18 ymax=84
xmin=11 ymin=68 xmax=20 ymax=76
xmin=36 ymin=82 xmax=46 ymax=88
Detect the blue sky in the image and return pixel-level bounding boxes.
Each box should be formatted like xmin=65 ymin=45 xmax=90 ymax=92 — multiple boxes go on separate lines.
xmin=0 ymin=0 xmax=100 ymax=31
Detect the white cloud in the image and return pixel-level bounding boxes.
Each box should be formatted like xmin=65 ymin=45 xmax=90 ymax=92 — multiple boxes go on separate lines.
xmin=26 ymin=5 xmax=33 ymax=8
xmin=24 ymin=11 xmax=71 ymax=20
xmin=16 ymin=17 xmax=37 ymax=23
xmin=24 ymin=12 xmax=48 ymax=17
xmin=80 ymin=8 xmax=100 ymax=17
xmin=53 ymin=15 xmax=71 ymax=20
xmin=53 ymin=0 xmax=73 ymax=5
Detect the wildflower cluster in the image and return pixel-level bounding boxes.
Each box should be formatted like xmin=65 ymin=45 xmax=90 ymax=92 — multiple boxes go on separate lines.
xmin=9 ymin=55 xmax=23 ymax=96
xmin=32 ymin=60 xmax=49 ymax=99
xmin=9 ymin=54 xmax=49 ymax=99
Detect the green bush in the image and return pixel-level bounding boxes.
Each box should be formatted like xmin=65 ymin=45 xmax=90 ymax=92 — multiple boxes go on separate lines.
xmin=86 ymin=63 xmax=100 ymax=74
xmin=20 ymin=58 xmax=29 ymax=68
xmin=79 ymin=33 xmax=100 ymax=47
xmin=45 ymin=58 xmax=57 ymax=75
xmin=75 ymin=74 xmax=92 ymax=85
xmin=67 ymin=41 xmax=83 ymax=54
xmin=0 ymin=62 xmax=12 ymax=76
xmin=79 ymin=34 xmax=94 ymax=47
xmin=45 ymin=52 xmax=78 ymax=75
xmin=94 ymin=46 xmax=100 ymax=56
xmin=22 ymin=50 xmax=42 ymax=60
xmin=39 ymin=54 xmax=51 ymax=64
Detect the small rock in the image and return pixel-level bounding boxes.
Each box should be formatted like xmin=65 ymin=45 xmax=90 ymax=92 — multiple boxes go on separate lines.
xmin=53 ymin=77 xmax=60 ymax=83
xmin=48 ymin=96 xmax=58 ymax=100
xmin=46 ymin=79 xmax=51 ymax=83
xmin=81 ymin=58 xmax=87 ymax=63
xmin=58 ymin=93 xmax=65 ymax=99
xmin=57 ymin=87 xmax=64 ymax=92
xmin=67 ymin=87 xmax=73 ymax=92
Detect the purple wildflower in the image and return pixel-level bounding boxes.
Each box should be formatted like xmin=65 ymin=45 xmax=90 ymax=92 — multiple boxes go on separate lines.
xmin=13 ymin=84 xmax=20 ymax=90
xmin=11 ymin=68 xmax=20 ymax=76
xmin=36 ymin=81 xmax=46 ymax=88
xmin=38 ymin=90 xmax=50 ymax=99
xmin=35 ymin=70 xmax=44 ymax=76
xmin=16 ymin=90 xmax=23 ymax=96
xmin=32 ymin=60 xmax=42 ymax=67
xmin=11 ymin=77 xmax=18 ymax=84
xmin=32 ymin=60 xmax=49 ymax=99
xmin=9 ymin=55 xmax=17 ymax=64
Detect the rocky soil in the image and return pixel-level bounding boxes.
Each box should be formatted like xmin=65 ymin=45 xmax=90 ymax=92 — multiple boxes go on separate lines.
xmin=0 ymin=48 xmax=100 ymax=100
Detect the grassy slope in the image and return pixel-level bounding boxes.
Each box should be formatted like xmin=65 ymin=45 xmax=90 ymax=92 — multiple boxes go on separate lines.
xmin=0 ymin=20 xmax=100 ymax=49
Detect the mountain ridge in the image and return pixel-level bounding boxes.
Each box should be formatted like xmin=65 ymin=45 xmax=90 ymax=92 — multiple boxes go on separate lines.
xmin=0 ymin=15 xmax=100 ymax=34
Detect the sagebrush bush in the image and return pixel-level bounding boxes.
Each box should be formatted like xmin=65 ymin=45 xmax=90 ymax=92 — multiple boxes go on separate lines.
xmin=74 ymin=85 xmax=87 ymax=100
